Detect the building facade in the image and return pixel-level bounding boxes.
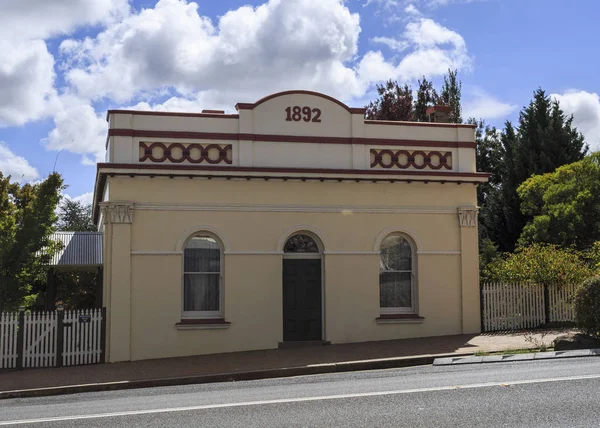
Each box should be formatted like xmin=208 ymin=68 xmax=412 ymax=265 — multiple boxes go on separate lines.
xmin=94 ymin=90 xmax=488 ymax=362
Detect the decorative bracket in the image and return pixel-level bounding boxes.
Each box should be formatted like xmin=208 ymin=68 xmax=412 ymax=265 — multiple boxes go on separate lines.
xmin=100 ymin=202 xmax=134 ymax=224
xmin=458 ymin=207 xmax=478 ymax=228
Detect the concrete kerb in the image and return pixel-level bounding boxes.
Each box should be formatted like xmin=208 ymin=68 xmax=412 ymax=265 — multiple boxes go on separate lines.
xmin=0 ymin=352 xmax=472 ymax=400
xmin=433 ymin=348 xmax=600 ymax=366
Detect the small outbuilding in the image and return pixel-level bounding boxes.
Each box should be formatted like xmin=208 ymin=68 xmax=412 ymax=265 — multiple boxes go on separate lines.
xmin=93 ymin=90 xmax=488 ymax=362
xmin=44 ymin=231 xmax=103 ymax=310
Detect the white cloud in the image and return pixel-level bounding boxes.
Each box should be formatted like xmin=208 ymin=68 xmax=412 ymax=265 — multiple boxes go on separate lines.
xmin=58 ymin=0 xmax=470 ymax=103
xmin=0 ymin=39 xmax=59 ymax=127
xmin=404 ymin=18 xmax=466 ymax=49
xmin=405 ymin=4 xmax=422 ymax=15
xmin=0 ymin=0 xmax=130 ymax=42
xmin=0 ymin=0 xmax=130 ymax=128
xmin=371 ymin=36 xmax=409 ymax=51
xmin=60 ymin=0 xmax=363 ymax=103
xmin=463 ymin=88 xmax=517 ymax=120
xmin=0 ymin=142 xmax=40 ymax=182
xmin=552 ymin=90 xmax=600 ymax=152
xmin=43 ymin=97 xmax=108 ymax=163
xmin=65 ymin=191 xmax=94 ymax=206
xmin=363 ymin=18 xmax=471 ymax=81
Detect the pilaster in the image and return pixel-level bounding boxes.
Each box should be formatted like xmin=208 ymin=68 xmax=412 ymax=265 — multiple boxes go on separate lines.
xmin=458 ymin=207 xmax=481 ymax=334
xmin=100 ymin=202 xmax=134 ymax=362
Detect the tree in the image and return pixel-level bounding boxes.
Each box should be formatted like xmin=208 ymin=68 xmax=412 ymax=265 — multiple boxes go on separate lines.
xmin=438 ymin=69 xmax=462 ymax=123
xmin=518 ymin=153 xmax=600 ymax=250
xmin=365 ymin=81 xmax=414 ymax=121
xmin=413 ymin=76 xmax=438 ymax=122
xmin=364 ymin=69 xmax=461 ymax=123
xmin=0 ymin=172 xmax=64 ymax=311
xmin=470 ymin=119 xmax=503 ymax=207
xmin=57 ymin=199 xmax=96 ymax=232
xmin=482 ymin=89 xmax=589 ymax=252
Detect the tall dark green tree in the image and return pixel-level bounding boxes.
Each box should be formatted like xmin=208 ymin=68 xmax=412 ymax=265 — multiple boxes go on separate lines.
xmin=470 ymin=118 xmax=503 ymax=207
xmin=438 ymin=69 xmax=462 ymax=123
xmin=482 ymin=89 xmax=588 ymax=252
xmin=57 ymin=199 xmax=96 ymax=232
xmin=413 ymin=76 xmax=438 ymax=122
xmin=0 ymin=172 xmax=64 ymax=310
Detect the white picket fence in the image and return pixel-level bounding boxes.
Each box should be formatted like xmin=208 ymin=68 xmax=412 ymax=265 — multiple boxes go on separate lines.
xmin=0 ymin=313 xmax=19 ymax=369
xmin=0 ymin=308 xmax=105 ymax=370
xmin=481 ymin=282 xmax=577 ymax=332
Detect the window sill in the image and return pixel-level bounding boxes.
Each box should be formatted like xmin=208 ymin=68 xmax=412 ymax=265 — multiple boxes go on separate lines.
xmin=175 ymin=319 xmax=231 ymax=330
xmin=376 ymin=314 xmax=424 ymax=324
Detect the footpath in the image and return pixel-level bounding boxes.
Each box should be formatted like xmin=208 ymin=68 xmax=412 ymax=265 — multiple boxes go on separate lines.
xmin=0 ymin=329 xmax=576 ymax=399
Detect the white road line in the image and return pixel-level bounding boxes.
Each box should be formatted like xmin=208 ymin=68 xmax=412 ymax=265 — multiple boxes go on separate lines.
xmin=1 ymin=374 xmax=600 ymax=425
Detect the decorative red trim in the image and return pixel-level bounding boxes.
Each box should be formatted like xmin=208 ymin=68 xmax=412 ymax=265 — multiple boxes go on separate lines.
xmin=371 ymin=149 xmax=452 ymax=170
xmin=97 ymin=162 xmax=490 ymax=178
xmin=365 ymin=119 xmax=476 ymax=129
xmin=106 ymin=110 xmax=239 ymax=121
xmin=234 ymin=90 xmax=367 ymax=114
xmin=139 ymin=142 xmax=232 ymax=164
xmin=176 ymin=319 xmax=231 ymax=325
xmin=376 ymin=314 xmax=424 ymax=320
xmin=108 ymin=129 xmax=476 ymax=149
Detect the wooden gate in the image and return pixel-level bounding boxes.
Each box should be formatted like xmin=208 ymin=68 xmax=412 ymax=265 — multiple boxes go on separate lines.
xmin=0 ymin=307 xmax=106 ymax=369
xmin=62 ymin=309 xmax=105 ymax=366
xmin=23 ymin=311 xmax=58 ymax=368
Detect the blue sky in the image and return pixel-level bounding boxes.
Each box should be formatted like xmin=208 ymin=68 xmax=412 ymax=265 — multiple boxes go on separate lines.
xmin=1 ymin=0 xmax=599 ymax=203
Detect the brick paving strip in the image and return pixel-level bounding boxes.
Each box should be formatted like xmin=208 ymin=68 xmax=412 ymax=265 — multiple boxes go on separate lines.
xmin=0 ymin=330 xmax=576 ymax=400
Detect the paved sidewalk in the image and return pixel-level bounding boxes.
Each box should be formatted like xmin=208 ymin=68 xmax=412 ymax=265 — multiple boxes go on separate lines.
xmin=0 ymin=329 xmax=572 ymax=396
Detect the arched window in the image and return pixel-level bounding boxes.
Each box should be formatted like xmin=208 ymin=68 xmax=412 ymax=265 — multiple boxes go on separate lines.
xmin=183 ymin=234 xmax=223 ymax=319
xmin=379 ymin=234 xmax=416 ymax=314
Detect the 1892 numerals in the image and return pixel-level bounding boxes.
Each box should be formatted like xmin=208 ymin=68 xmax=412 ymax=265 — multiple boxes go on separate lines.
xmin=285 ymin=106 xmax=322 ymax=123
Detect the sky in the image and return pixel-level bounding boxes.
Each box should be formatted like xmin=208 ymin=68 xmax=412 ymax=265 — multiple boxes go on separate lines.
xmin=1 ymin=0 xmax=599 ymax=203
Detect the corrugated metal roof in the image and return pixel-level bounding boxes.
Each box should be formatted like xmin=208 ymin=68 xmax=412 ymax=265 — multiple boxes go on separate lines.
xmin=47 ymin=232 xmax=103 ymax=266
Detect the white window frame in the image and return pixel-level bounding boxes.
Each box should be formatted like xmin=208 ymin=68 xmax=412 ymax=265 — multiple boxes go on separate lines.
xmin=181 ymin=233 xmax=224 ymax=320
xmin=379 ymin=234 xmax=418 ymax=315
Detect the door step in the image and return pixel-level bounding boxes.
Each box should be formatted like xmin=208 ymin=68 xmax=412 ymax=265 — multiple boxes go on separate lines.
xmin=278 ymin=340 xmax=331 ymax=349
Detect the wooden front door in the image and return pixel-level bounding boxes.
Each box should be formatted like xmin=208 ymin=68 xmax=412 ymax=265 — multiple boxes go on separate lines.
xmin=282 ymin=259 xmax=322 ymax=341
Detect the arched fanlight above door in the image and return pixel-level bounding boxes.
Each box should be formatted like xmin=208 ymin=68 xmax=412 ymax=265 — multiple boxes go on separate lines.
xmin=284 ymin=234 xmax=320 ymax=253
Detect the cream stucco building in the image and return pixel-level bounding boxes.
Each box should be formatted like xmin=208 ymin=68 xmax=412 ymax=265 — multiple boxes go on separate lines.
xmin=93 ymin=90 xmax=488 ymax=363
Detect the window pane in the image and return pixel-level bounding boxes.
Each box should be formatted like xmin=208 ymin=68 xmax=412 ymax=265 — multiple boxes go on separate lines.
xmin=379 ymin=272 xmax=412 ymax=308
xmin=184 ymin=274 xmax=220 ymax=311
xmin=184 ymin=237 xmax=220 ymax=272
xmin=380 ymin=236 xmax=411 ymax=271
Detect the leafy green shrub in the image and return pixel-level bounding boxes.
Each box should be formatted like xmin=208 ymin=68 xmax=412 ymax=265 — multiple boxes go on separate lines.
xmin=574 ymin=276 xmax=600 ymax=338
xmin=482 ymin=243 xmax=597 ymax=286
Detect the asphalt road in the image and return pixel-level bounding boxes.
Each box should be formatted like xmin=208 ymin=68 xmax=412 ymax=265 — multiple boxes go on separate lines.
xmin=1 ymin=357 xmax=600 ymax=427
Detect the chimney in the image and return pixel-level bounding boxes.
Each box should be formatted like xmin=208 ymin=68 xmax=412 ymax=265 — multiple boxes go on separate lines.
xmin=426 ymin=105 xmax=451 ymax=123
xmin=201 ymin=109 xmax=225 ymax=114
